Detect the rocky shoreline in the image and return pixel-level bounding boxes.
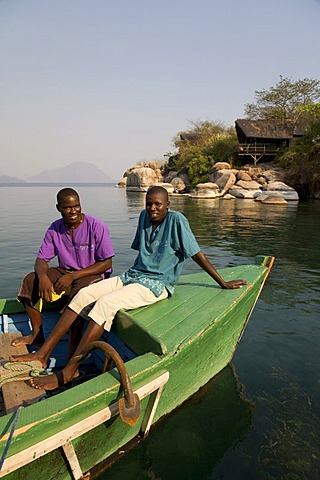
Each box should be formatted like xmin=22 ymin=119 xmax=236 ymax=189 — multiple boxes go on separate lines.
xmin=117 ymin=161 xmax=299 ymax=204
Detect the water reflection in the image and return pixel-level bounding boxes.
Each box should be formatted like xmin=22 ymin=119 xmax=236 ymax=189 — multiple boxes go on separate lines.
xmin=1 ymin=186 xmax=320 ymax=479
xmin=98 ymin=365 xmax=253 ymax=480
xmin=125 ymin=190 xmax=146 ymax=211
xmin=170 ymin=196 xmax=299 ymax=247
xmin=168 ymin=196 xmax=318 ymax=270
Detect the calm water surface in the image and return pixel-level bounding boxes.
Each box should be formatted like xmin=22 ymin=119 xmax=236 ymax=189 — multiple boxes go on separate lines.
xmin=0 ymin=185 xmax=319 ymax=479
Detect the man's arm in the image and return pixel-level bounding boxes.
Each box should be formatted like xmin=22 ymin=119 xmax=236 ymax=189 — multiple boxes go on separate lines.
xmin=35 ymin=257 xmax=55 ymax=302
xmin=53 ymin=258 xmax=113 ymax=294
xmin=191 ymin=251 xmax=248 ymax=289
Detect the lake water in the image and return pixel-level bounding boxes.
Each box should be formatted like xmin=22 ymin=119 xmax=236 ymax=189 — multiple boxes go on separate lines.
xmin=0 ymin=185 xmax=319 ymax=479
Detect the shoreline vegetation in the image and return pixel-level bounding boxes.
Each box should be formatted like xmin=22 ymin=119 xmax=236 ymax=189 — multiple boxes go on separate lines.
xmin=117 ymin=121 xmax=320 ymax=202
xmin=117 ymin=161 xmax=299 ymax=205
xmin=120 ymin=77 xmax=320 ymax=202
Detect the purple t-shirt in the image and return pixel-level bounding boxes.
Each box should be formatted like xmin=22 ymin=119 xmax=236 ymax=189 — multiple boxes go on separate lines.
xmin=37 ymin=214 xmax=114 ymax=275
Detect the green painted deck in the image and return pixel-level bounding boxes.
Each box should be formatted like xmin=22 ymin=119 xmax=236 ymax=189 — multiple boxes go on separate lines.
xmin=113 ymin=260 xmax=268 ymax=356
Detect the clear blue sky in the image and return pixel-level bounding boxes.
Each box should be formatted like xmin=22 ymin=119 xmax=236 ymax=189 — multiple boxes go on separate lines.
xmin=1 ymin=0 xmax=319 ymax=181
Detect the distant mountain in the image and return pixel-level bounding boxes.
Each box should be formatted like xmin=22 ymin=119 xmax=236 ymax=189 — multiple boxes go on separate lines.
xmin=26 ymin=162 xmax=115 ymax=183
xmin=0 ymin=174 xmax=26 ymax=183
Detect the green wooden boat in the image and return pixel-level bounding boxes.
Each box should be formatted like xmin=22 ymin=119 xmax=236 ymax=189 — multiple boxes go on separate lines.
xmin=0 ymin=255 xmax=274 ymax=480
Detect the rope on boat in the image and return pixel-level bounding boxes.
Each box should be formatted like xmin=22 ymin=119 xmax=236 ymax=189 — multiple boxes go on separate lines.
xmin=0 ymin=361 xmax=45 ymax=388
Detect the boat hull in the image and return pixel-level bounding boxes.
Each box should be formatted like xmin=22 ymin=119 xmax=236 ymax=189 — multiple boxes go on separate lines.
xmin=0 ymin=256 xmax=274 ymax=479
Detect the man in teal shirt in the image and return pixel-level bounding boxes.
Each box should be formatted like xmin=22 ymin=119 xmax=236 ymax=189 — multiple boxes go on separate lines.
xmin=12 ymin=186 xmax=247 ymax=390
xmin=119 ymin=207 xmax=201 ymax=297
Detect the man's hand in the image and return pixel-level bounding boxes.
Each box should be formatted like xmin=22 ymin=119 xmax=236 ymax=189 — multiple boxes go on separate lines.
xmin=192 ymin=251 xmax=248 ymax=290
xmin=38 ymin=275 xmax=55 ymax=302
xmin=54 ymin=273 xmax=74 ymax=294
xmin=221 ymin=279 xmax=248 ymax=289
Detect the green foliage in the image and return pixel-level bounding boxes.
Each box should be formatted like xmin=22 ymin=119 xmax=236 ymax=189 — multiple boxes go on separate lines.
xmin=244 ymin=76 xmax=320 ymax=198
xmin=166 ymin=120 xmax=238 ymax=186
xmin=205 ymin=135 xmax=239 ymax=164
xmin=298 ymin=120 xmax=320 ymax=145
xmin=297 ymin=102 xmax=320 ymax=119
xmin=245 ymin=76 xmax=320 ymax=122
xmin=186 ymin=153 xmax=212 ymax=185
xmin=277 ymin=122 xmax=320 ymax=199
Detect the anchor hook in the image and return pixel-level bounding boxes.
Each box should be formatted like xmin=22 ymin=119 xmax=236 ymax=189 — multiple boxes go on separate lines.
xmin=71 ymin=340 xmax=141 ymax=426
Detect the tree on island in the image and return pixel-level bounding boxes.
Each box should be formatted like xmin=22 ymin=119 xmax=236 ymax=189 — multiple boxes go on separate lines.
xmin=244 ymin=75 xmax=320 ymax=124
xmin=161 ymin=77 xmax=320 ymax=198
xmin=244 ymin=75 xmax=320 ymax=200
xmin=164 ymin=120 xmax=238 ymax=186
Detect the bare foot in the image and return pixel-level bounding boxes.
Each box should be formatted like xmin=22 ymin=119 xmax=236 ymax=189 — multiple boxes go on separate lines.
xmin=11 ymin=330 xmax=45 ymax=347
xmin=28 ymin=370 xmax=79 ymax=391
xmin=9 ymin=352 xmax=47 ymax=368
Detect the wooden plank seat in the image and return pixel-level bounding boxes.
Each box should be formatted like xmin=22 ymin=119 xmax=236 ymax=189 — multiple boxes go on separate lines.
xmin=0 ymin=333 xmax=45 ymax=413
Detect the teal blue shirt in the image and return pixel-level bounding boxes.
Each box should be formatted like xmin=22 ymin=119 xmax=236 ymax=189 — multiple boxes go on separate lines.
xmin=119 ymin=210 xmax=200 ymax=296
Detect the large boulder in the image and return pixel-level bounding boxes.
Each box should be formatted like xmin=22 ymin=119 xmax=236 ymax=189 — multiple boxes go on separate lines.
xmin=263 ymin=181 xmax=299 ymax=201
xmin=210 ymin=162 xmax=231 ymax=172
xmin=228 ymin=185 xmax=259 ymax=199
xmin=163 ymin=169 xmax=190 ymax=191
xmin=236 ymin=171 xmax=252 ymax=182
xmin=240 ymin=165 xmax=264 ymax=176
xmin=126 ymin=167 xmax=163 ymax=191
xmin=189 ymin=182 xmax=219 ymax=198
xmin=176 ymin=169 xmax=190 ymax=186
xmin=240 ymin=162 xmax=286 ymax=183
xmin=150 ymin=182 xmax=175 ymax=194
xmin=256 ymin=176 xmax=268 ymax=186
xmin=255 ymin=193 xmax=287 ymax=205
xmin=236 ymin=179 xmax=262 ymax=190
xmin=170 ymin=177 xmax=187 ymax=193
xmin=210 ymin=170 xmax=236 ymax=194
xmin=163 ymin=170 xmax=178 ymax=183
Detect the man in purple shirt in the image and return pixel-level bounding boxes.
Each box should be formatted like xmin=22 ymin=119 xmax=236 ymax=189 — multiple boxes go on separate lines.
xmin=11 ymin=186 xmax=247 ymax=391
xmin=12 ymin=187 xmax=114 ymax=354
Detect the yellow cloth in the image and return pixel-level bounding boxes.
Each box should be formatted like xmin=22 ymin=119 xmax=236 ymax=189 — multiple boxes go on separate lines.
xmin=34 ymin=286 xmax=72 ymax=312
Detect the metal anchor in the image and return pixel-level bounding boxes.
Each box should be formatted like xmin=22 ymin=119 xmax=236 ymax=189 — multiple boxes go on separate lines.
xmin=71 ymin=340 xmax=141 ymax=426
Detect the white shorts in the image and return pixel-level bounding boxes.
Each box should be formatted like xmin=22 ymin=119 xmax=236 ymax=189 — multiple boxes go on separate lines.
xmin=68 ymin=276 xmax=168 ymax=331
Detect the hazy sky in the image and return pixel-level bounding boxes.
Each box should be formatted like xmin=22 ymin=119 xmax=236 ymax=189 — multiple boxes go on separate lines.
xmin=1 ymin=0 xmax=319 ymax=181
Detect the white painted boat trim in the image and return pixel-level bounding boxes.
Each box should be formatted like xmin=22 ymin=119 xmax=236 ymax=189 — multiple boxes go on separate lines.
xmin=0 ymin=371 xmax=170 ymax=479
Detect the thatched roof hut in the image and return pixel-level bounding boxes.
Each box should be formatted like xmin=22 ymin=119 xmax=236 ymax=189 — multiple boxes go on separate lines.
xmin=235 ymin=119 xmax=303 ymax=142
xmin=235 ymin=119 xmax=304 ymax=164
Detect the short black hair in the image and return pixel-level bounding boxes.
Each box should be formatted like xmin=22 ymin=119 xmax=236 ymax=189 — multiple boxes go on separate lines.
xmin=146 ymin=185 xmax=169 ymax=202
xmin=57 ymin=188 xmax=80 ymax=205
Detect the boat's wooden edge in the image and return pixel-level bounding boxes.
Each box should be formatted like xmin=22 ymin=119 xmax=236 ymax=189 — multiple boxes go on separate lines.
xmin=255 ymin=254 xmax=275 ymax=269
xmin=0 ymin=299 xmax=24 ymax=315
xmin=0 ymin=371 xmax=170 ymax=478
xmin=0 ymin=352 xmax=161 ymax=436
